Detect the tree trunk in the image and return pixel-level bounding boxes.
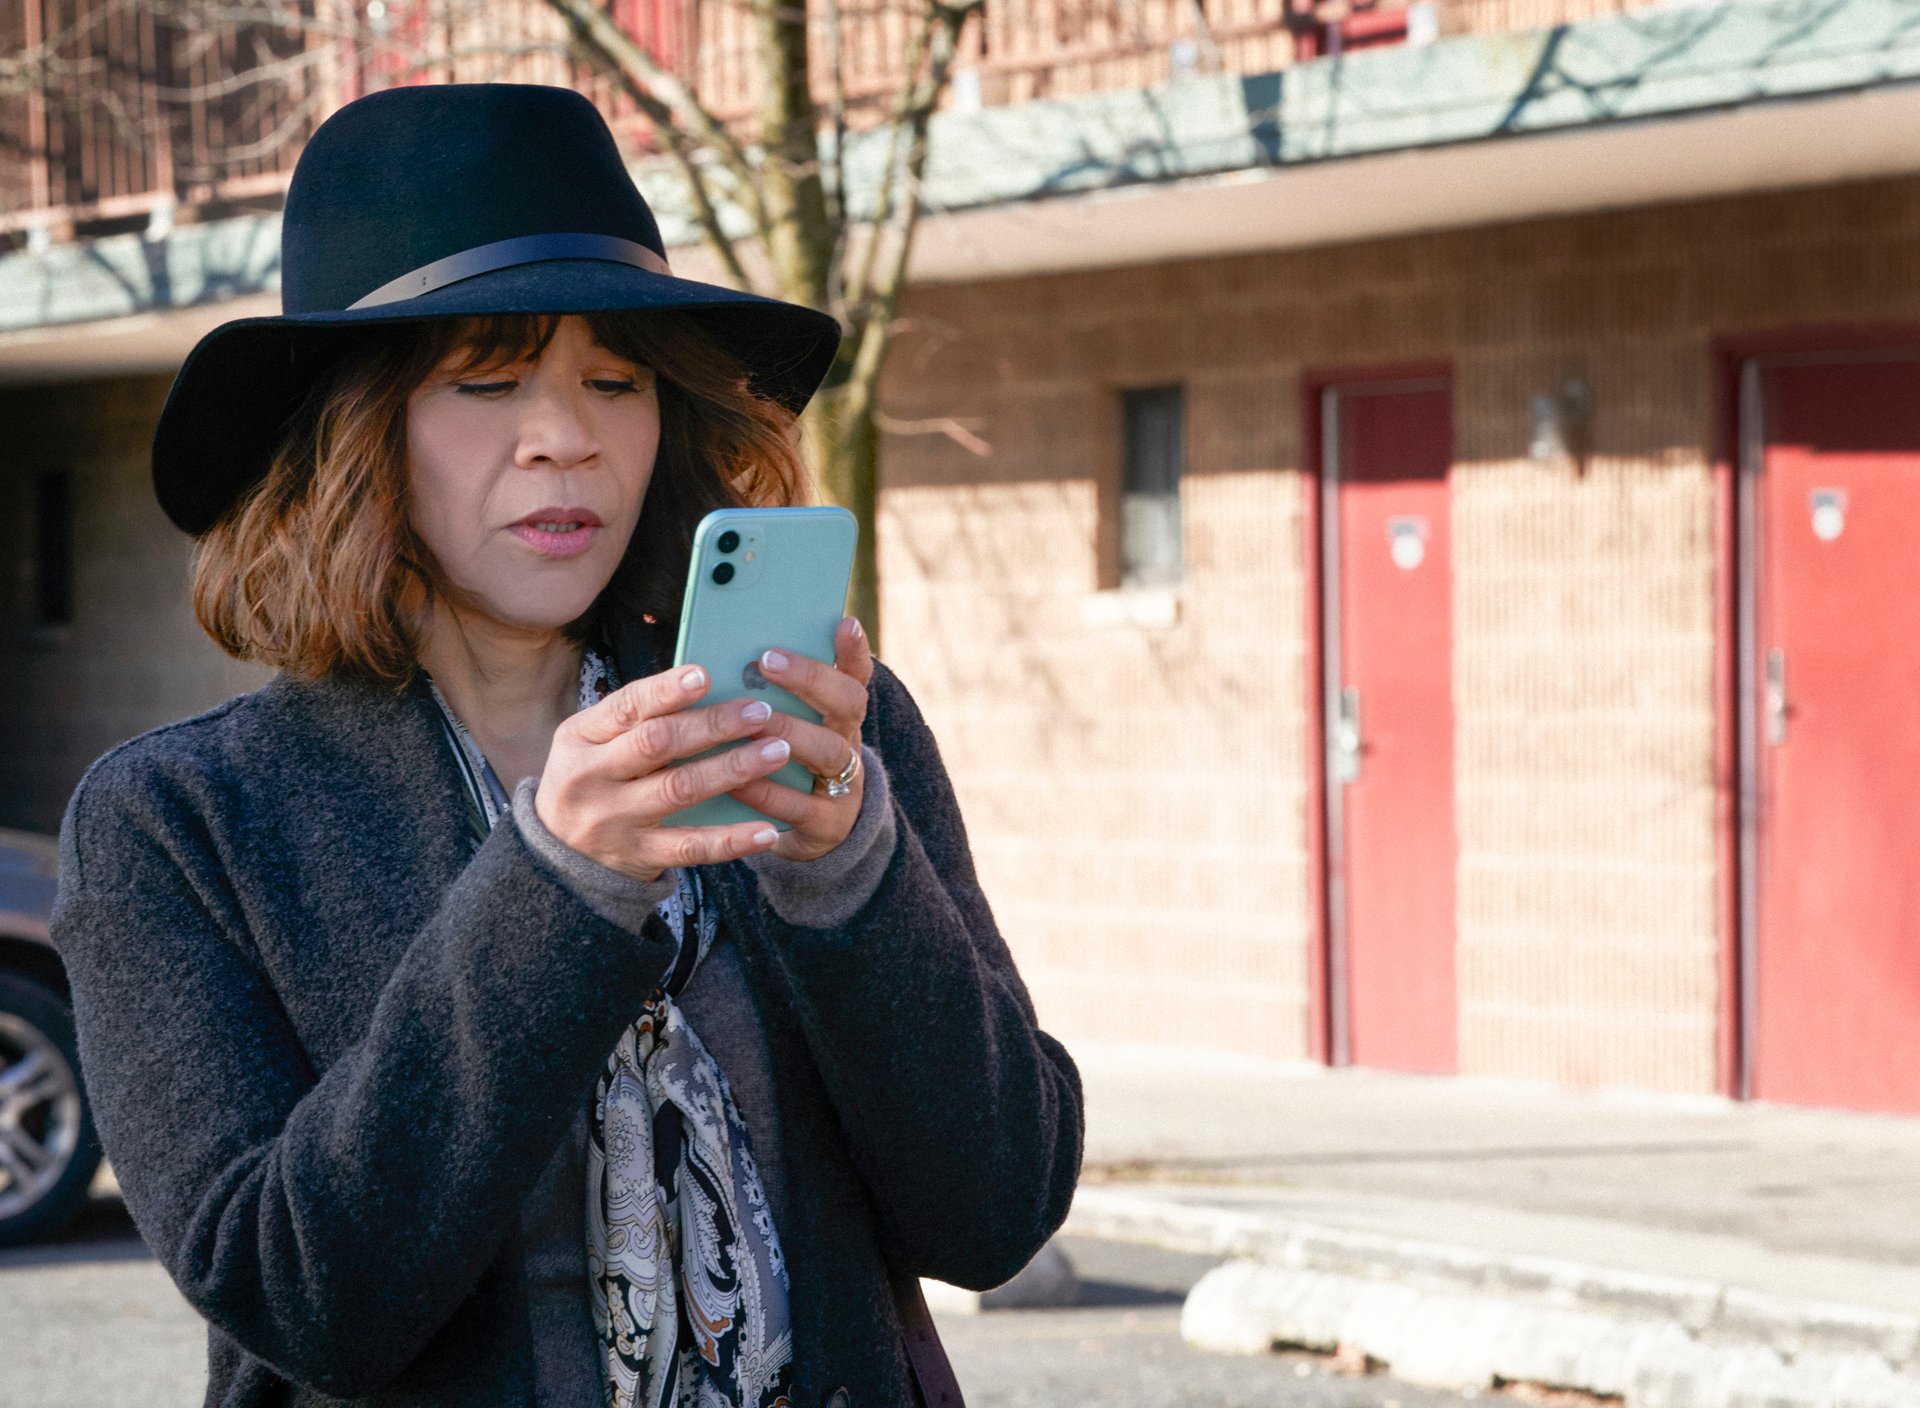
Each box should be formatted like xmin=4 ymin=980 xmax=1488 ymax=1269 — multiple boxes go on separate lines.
xmin=750 ymin=0 xmax=834 ymax=308
xmin=745 ymin=0 xmax=870 ymax=638
xmin=807 ymin=379 xmax=882 ymax=645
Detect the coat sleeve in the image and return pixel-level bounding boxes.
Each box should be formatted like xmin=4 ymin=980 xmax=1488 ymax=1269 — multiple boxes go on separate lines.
xmin=50 ymin=748 xmax=677 ymax=1396
xmin=750 ymin=660 xmax=1085 ymax=1291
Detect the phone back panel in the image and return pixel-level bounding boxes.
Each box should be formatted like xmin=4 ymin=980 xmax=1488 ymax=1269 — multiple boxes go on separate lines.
xmin=664 ymin=506 xmax=858 ymax=829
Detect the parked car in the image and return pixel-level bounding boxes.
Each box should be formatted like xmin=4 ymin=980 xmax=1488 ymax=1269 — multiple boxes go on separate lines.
xmin=0 ymin=827 xmax=100 ymax=1246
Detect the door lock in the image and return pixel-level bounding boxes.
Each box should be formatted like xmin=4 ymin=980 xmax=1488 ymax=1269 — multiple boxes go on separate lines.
xmin=1334 ymin=685 xmax=1363 ymax=783
xmin=1765 ymin=647 xmax=1788 ymax=746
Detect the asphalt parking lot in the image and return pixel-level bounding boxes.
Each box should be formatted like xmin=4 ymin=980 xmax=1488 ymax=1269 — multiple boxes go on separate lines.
xmin=0 ymin=1198 xmax=1483 ymax=1407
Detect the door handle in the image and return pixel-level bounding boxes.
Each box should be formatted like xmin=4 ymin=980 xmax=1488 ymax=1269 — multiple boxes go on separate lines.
xmin=1765 ymin=647 xmax=1788 ymax=746
xmin=1334 ymin=685 xmax=1362 ymax=783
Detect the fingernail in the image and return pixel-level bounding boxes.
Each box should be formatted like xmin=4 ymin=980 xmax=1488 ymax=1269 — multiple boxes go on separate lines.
xmin=742 ymin=700 xmax=772 ymax=724
xmin=753 ymin=828 xmax=778 ymax=847
xmin=762 ymin=649 xmax=790 ymax=673
xmin=849 ymin=618 xmax=865 ymax=640
xmin=759 ymin=738 xmax=790 ymax=762
xmin=681 ymin=666 xmax=706 ymax=691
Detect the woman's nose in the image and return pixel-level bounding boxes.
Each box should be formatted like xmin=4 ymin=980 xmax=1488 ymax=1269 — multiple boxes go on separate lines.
xmin=513 ymin=384 xmax=597 ymax=469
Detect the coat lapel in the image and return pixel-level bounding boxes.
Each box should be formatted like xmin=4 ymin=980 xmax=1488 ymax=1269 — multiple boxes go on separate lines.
xmin=277 ymin=611 xmax=659 ymax=1069
xmin=246 ymin=671 xmax=480 ymax=1067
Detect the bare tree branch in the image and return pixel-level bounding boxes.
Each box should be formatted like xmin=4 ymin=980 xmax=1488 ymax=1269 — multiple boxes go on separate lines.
xmin=174 ymin=82 xmax=335 ymax=173
xmin=0 ymin=51 xmax=102 ymax=101
xmin=144 ymin=43 xmax=335 ymax=102
xmin=874 ymin=410 xmax=992 ymax=457
xmin=146 ymin=0 xmax=378 ymax=45
xmin=844 ymin=0 xmax=976 ymax=388
xmin=840 ymin=1 xmax=939 ymax=320
xmin=653 ymin=127 xmax=761 ymax=291
xmin=538 ymin=0 xmax=768 ymax=237
xmin=822 ymin=0 xmax=850 ymax=241
xmin=530 ymin=6 xmax=759 ymax=290
xmin=0 ymin=0 xmax=135 ymax=99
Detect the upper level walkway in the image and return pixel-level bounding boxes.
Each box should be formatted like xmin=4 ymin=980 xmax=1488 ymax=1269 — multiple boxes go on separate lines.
xmin=0 ymin=0 xmax=1914 ymax=380
xmin=0 ymin=0 xmax=1664 ymax=243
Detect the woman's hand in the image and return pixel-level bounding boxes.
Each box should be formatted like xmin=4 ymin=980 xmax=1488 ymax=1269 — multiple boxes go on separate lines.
xmin=534 ymin=662 xmax=796 ymax=882
xmin=727 ymin=616 xmax=875 ymax=863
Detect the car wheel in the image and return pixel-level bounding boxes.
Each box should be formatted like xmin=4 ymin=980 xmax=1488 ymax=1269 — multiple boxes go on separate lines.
xmin=0 ymin=971 xmax=102 ymax=1248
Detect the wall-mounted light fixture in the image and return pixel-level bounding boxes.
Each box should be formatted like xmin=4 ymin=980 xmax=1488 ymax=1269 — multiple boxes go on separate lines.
xmin=1530 ymin=377 xmax=1593 ymax=472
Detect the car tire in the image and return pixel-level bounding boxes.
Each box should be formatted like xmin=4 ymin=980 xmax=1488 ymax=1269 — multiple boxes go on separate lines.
xmin=0 ymin=971 xmax=102 ymax=1248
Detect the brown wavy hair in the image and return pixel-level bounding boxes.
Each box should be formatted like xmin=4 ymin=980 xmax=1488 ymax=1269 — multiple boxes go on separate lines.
xmin=192 ymin=310 xmax=812 ymax=686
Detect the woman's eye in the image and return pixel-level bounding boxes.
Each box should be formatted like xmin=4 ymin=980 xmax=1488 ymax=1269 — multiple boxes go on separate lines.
xmin=445 ymin=372 xmax=647 ymax=396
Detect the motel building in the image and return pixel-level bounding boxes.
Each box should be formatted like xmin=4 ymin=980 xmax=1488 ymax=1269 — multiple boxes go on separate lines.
xmin=2 ymin=0 xmax=1920 ymax=1115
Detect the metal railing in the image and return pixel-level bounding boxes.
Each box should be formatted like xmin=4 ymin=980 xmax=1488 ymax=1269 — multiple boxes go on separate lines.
xmin=0 ymin=0 xmax=1654 ymax=239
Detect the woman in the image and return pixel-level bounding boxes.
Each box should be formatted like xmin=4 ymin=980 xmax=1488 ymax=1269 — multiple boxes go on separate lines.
xmin=49 ymin=83 xmax=1082 ymax=1408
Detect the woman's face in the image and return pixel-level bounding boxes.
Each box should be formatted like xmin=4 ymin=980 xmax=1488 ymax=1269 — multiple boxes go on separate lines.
xmin=405 ymin=314 xmax=660 ymax=634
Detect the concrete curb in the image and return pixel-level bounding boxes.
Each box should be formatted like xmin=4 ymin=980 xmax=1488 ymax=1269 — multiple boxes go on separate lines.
xmin=1066 ymin=1188 xmax=1920 ymax=1408
xmin=920 ymin=1239 xmax=1079 ymax=1315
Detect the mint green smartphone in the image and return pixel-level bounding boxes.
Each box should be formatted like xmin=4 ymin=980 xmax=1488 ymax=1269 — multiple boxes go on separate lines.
xmin=663 ymin=505 xmax=859 ymax=830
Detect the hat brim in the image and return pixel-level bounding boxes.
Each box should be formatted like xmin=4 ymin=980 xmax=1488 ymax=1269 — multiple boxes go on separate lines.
xmin=152 ymin=258 xmax=843 ymax=536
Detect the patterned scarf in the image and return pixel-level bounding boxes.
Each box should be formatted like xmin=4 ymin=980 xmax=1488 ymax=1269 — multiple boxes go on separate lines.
xmin=426 ymin=650 xmax=795 ymax=1408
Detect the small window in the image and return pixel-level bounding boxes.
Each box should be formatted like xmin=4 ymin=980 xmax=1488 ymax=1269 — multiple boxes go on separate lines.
xmin=34 ymin=471 xmax=73 ymax=627
xmin=1120 ymin=385 xmax=1184 ymax=588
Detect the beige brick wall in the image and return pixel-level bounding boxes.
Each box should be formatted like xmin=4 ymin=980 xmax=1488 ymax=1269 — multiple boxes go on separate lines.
xmin=0 ymin=376 xmax=269 ymax=834
xmin=879 ymin=174 xmax=1920 ymax=1092
xmin=3 ymin=180 xmax=1916 ymax=1095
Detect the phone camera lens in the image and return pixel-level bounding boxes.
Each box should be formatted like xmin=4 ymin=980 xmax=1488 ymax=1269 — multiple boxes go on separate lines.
xmin=712 ymin=562 xmax=736 ymax=585
xmin=716 ymin=530 xmax=741 ymax=553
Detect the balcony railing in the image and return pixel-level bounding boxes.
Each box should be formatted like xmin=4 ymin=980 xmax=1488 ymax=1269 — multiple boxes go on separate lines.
xmin=0 ymin=0 xmax=1654 ymax=241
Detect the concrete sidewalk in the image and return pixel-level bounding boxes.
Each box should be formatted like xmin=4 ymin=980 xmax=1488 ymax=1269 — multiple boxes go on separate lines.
xmin=1061 ymin=1043 xmax=1920 ymax=1408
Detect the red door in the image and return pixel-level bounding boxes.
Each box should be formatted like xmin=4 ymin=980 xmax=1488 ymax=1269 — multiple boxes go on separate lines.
xmin=1320 ymin=379 xmax=1457 ymax=1073
xmin=1749 ymin=351 xmax=1920 ymax=1114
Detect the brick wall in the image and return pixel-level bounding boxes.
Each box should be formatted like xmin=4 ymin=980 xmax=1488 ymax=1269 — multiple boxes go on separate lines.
xmin=0 ymin=376 xmax=269 ymax=834
xmin=3 ymin=180 xmax=1916 ymax=1096
xmin=878 ymin=175 xmax=1920 ymax=1092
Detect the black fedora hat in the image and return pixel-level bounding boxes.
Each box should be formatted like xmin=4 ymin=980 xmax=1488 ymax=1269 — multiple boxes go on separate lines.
xmin=152 ymin=83 xmax=842 ymax=536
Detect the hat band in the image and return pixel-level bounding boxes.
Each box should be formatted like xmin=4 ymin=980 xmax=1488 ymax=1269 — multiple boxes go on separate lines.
xmin=346 ymin=233 xmax=674 ymax=310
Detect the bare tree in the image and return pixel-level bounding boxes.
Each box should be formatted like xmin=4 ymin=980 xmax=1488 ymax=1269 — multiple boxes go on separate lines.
xmin=539 ymin=0 xmax=982 ymax=640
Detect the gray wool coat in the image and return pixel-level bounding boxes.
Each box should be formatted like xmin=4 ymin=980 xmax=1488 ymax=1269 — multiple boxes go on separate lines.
xmin=49 ymin=616 xmax=1084 ymax=1408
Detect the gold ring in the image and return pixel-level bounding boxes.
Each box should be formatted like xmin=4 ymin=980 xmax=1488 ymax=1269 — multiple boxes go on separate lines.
xmin=822 ymin=747 xmax=861 ymax=799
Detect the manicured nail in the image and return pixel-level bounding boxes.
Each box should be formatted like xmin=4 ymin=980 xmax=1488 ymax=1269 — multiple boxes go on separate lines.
xmin=681 ymin=666 xmax=706 ymax=691
xmin=742 ymin=700 xmax=772 ymax=724
xmin=752 ymin=828 xmax=778 ymax=847
xmin=759 ymin=738 xmax=790 ymax=762
xmin=761 ymin=649 xmax=789 ymax=673
xmin=849 ymin=618 xmax=864 ymax=640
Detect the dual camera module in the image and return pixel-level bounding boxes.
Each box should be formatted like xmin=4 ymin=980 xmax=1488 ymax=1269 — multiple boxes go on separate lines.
xmin=711 ymin=528 xmax=743 ymax=584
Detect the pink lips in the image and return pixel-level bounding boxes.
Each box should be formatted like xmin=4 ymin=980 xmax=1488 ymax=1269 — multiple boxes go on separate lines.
xmin=509 ymin=506 xmax=604 ymax=558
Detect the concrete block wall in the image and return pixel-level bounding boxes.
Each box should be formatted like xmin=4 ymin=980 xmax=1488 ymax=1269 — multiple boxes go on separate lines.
xmin=0 ymin=178 xmax=1914 ymax=1096
xmin=877 ymin=174 xmax=1920 ymax=1091
xmin=0 ymin=375 xmax=269 ymax=834
xmin=877 ymin=270 xmax=1319 ymax=1062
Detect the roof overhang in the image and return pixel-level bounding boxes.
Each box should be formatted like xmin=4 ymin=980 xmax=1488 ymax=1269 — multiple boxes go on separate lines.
xmin=900 ymin=78 xmax=1920 ymax=285
xmin=0 ymin=293 xmax=276 ymax=384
